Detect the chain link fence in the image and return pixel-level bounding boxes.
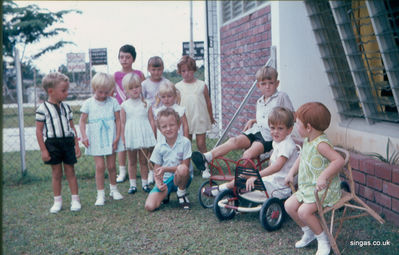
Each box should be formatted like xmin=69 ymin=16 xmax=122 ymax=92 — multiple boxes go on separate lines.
xmin=3 ymin=46 xmax=273 ymax=183
xmin=207 ymin=49 xmax=275 ymax=147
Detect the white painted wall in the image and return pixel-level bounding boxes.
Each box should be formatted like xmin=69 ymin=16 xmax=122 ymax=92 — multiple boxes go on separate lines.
xmin=271 ymin=1 xmax=399 ymax=155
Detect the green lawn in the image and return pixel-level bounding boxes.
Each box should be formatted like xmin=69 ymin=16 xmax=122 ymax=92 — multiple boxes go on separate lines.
xmin=3 ymin=149 xmax=399 ymax=255
xmin=3 ymin=105 xmax=82 ymax=129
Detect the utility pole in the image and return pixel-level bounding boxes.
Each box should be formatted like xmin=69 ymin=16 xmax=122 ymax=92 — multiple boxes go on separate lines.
xmin=189 ymin=0 xmax=194 ymax=57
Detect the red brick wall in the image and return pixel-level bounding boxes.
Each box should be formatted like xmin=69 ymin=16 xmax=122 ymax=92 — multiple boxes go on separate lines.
xmin=219 ymin=6 xmax=271 ymax=135
xmin=350 ymin=152 xmax=399 ymax=225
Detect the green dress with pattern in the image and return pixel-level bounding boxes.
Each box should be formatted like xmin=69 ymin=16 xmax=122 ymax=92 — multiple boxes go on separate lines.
xmin=295 ymin=134 xmax=341 ymax=207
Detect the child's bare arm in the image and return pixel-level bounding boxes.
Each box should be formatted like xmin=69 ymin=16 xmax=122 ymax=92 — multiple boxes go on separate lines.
xmin=120 ymin=108 xmax=126 ymax=147
xmin=79 ymin=113 xmax=89 ymax=148
xmin=316 ymin=142 xmax=345 ymax=191
xmin=246 ymin=156 xmax=288 ymax=191
xmin=181 ymin=114 xmax=189 ymax=138
xmin=203 ymin=85 xmax=215 ymax=124
xmin=153 ymin=164 xmax=167 ymax=191
xmin=243 ymin=119 xmax=256 ymax=131
xmin=113 ymin=110 xmax=121 ymax=151
xmin=69 ymin=120 xmax=81 ymax=158
xmin=284 ymin=156 xmax=300 ymax=186
xmin=36 ymin=121 xmax=51 ymax=162
xmin=148 ymin=106 xmax=157 ymax=138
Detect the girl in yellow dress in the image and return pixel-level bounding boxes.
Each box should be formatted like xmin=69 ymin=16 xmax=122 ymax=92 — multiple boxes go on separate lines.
xmin=175 ymin=56 xmax=215 ymax=156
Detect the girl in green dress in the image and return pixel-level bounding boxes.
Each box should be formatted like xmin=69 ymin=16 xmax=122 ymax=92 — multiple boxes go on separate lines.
xmin=284 ymin=102 xmax=345 ymax=255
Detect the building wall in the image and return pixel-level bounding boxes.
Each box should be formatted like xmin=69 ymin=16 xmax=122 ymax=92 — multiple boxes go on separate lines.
xmin=217 ymin=1 xmax=399 ymax=224
xmin=219 ymin=5 xmax=272 ymax=135
xmin=271 ymin=1 xmax=399 ymax=156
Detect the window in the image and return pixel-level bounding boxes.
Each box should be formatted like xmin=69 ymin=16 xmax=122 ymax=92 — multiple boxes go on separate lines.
xmin=305 ymin=0 xmax=399 ymax=124
xmin=222 ymin=0 xmax=268 ymax=23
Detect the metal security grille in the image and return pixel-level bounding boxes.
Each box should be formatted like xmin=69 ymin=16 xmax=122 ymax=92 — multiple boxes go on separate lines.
xmin=305 ymin=0 xmax=399 ymax=124
xmin=222 ymin=0 xmax=267 ymax=24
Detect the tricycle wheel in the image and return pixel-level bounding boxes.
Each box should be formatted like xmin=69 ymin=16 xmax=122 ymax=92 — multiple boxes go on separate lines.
xmin=214 ymin=189 xmax=237 ymax=221
xmin=260 ymin=197 xmax=284 ymax=231
xmin=198 ymin=180 xmax=218 ymax=208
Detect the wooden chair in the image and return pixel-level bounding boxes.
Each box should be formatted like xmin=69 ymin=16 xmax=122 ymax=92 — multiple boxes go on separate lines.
xmin=314 ymin=147 xmax=385 ymax=255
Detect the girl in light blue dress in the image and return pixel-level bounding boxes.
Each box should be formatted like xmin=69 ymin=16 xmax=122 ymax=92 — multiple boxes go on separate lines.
xmin=79 ymin=73 xmax=124 ymax=206
xmin=121 ymin=73 xmax=156 ymax=194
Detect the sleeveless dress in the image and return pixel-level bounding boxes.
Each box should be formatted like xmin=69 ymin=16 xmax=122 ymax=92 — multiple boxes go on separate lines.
xmin=81 ymin=97 xmax=124 ymax=156
xmin=121 ymin=98 xmax=156 ymax=150
xmin=295 ymin=134 xmax=341 ymax=207
xmin=175 ymin=79 xmax=211 ymax=134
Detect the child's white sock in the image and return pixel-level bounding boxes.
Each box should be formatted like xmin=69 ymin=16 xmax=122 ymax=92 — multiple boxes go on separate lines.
xmin=176 ymin=188 xmax=186 ymax=197
xmin=95 ymin=189 xmax=105 ymax=206
xmin=50 ymin=196 xmax=63 ymax=213
xmin=129 ymin=179 xmax=137 ymax=187
xmin=211 ymin=183 xmax=228 ymax=196
xmin=54 ymin=195 xmax=62 ymax=203
xmin=316 ymin=231 xmax=331 ymax=255
xmin=295 ymin=226 xmax=316 ymax=248
xmin=110 ymin=184 xmax=118 ymax=191
xmin=204 ymin=152 xmax=213 ymax=162
xmin=119 ymin=165 xmax=126 ymax=173
xmin=142 ymin=179 xmax=148 ymax=187
xmin=70 ymin=195 xmax=81 ymax=211
xmin=71 ymin=194 xmax=80 ymax=201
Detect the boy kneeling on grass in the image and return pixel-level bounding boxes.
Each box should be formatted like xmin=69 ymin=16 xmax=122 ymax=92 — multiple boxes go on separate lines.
xmin=203 ymin=107 xmax=298 ymax=199
xmin=145 ymin=108 xmax=193 ymax=211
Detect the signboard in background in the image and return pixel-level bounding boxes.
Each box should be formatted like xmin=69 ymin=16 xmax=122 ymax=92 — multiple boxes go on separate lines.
xmin=89 ymin=48 xmax=107 ymax=65
xmin=67 ymin=52 xmax=86 ymax=72
xmin=182 ymin=41 xmax=204 ymax=60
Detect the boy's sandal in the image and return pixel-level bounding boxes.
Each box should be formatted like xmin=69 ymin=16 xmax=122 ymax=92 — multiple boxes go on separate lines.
xmin=162 ymin=193 xmax=170 ymax=204
xmin=128 ymin=186 xmax=137 ymax=194
xmin=191 ymin=151 xmax=207 ymax=171
xmin=142 ymin=185 xmax=151 ymax=193
xmin=177 ymin=193 xmax=191 ymax=210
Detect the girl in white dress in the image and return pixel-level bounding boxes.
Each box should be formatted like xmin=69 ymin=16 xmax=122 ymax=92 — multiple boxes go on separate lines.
xmin=121 ymin=73 xmax=156 ymax=194
xmin=79 ymin=72 xmax=124 ymax=206
xmin=149 ymin=80 xmax=189 ymax=142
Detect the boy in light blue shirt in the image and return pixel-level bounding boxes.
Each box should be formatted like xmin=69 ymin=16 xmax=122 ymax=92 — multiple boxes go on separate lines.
xmin=144 ymin=108 xmax=193 ymax=211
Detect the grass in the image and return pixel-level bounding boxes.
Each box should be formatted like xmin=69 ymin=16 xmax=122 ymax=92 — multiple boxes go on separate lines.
xmin=3 ymin=141 xmax=399 ymax=254
xmin=3 ymin=105 xmax=82 ymax=129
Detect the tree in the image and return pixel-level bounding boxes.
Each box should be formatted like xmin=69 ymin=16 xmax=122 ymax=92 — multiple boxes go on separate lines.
xmin=2 ymin=0 xmax=81 ymax=61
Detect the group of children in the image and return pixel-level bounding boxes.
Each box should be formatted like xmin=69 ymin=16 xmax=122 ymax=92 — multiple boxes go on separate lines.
xmin=36 ymin=43 xmax=344 ymax=255
xmin=36 ymin=44 xmax=214 ymax=212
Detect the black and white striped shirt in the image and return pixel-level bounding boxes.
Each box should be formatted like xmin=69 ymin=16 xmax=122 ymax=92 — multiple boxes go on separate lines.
xmin=36 ymin=101 xmax=75 ymax=138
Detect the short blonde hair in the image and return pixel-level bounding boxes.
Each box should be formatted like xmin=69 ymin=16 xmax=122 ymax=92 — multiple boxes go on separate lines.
xmin=91 ymin=72 xmax=115 ymax=92
xmin=156 ymin=107 xmax=180 ymax=128
xmin=154 ymin=80 xmax=181 ymax=107
xmin=122 ymin=72 xmax=141 ymax=92
xmin=42 ymin=72 xmax=69 ymax=93
xmin=296 ymin=102 xmax=331 ymax=131
xmin=256 ymin=66 xmax=278 ymax=81
xmin=268 ymin=107 xmax=295 ymax=128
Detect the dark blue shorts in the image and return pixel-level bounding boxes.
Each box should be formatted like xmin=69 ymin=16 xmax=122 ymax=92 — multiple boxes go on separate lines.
xmin=243 ymin=131 xmax=273 ymax=153
xmin=44 ymin=137 xmax=77 ymax=165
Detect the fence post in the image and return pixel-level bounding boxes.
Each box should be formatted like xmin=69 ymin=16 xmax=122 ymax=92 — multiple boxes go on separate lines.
xmin=15 ymin=49 xmax=27 ymax=176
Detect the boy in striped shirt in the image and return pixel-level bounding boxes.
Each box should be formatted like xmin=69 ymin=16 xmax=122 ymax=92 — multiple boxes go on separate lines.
xmin=36 ymin=72 xmax=81 ymax=213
